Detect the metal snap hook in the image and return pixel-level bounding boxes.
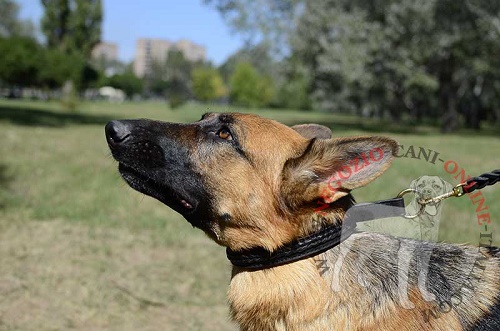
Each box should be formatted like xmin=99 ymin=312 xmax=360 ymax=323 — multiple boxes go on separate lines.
xmin=396 ymin=188 xmax=425 ymax=219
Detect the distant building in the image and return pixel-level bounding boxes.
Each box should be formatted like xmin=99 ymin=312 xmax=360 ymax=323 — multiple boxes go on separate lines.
xmin=133 ymin=39 xmax=171 ymax=78
xmin=133 ymin=38 xmax=206 ymax=78
xmin=175 ymin=39 xmax=206 ymax=62
xmin=91 ymin=42 xmax=118 ymax=62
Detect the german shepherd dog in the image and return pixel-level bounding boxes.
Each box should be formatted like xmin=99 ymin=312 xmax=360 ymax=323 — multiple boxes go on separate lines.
xmin=105 ymin=113 xmax=499 ymax=331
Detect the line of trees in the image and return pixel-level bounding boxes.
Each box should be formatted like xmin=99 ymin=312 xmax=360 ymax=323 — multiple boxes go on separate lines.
xmin=2 ymin=0 xmax=499 ymax=131
xmin=144 ymin=46 xmax=280 ymax=108
xmin=0 ymin=0 xmax=309 ymax=110
xmin=205 ymin=0 xmax=500 ymax=131
xmin=0 ymin=0 xmax=281 ymax=109
xmin=0 ymin=0 xmax=104 ymax=97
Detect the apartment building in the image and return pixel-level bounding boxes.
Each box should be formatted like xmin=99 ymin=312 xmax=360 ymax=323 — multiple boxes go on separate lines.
xmin=91 ymin=42 xmax=119 ymax=62
xmin=133 ymin=38 xmax=206 ymax=77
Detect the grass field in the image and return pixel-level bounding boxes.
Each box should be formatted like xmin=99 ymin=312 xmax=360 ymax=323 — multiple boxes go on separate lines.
xmin=0 ymin=99 xmax=498 ymax=331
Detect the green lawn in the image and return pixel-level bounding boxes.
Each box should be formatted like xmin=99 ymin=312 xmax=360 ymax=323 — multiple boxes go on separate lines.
xmin=0 ymin=99 xmax=498 ymax=331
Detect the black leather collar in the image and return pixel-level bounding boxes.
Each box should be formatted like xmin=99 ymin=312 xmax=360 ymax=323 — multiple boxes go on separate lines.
xmin=226 ymin=197 xmax=406 ymax=270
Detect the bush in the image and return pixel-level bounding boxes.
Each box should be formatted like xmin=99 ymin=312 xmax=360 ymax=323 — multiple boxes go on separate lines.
xmin=167 ymin=77 xmax=190 ymax=109
xmin=275 ymin=73 xmax=311 ymax=110
xmin=0 ymin=36 xmax=42 ymax=87
xmin=38 ymin=49 xmax=85 ymax=89
xmin=106 ymin=71 xmax=144 ymax=98
xmin=229 ymin=62 xmax=274 ymax=107
xmin=191 ymin=67 xmax=226 ymax=102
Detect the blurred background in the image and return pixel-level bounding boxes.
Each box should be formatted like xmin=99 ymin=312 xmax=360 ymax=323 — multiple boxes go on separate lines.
xmin=0 ymin=1 xmax=498 ymax=330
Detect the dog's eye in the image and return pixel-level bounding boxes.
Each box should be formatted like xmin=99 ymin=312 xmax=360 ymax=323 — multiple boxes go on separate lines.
xmin=217 ymin=128 xmax=232 ymax=140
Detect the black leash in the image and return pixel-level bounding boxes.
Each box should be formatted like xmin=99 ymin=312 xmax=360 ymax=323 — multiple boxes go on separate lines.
xmin=226 ymin=169 xmax=499 ymax=270
xmin=463 ymin=170 xmax=500 ymax=194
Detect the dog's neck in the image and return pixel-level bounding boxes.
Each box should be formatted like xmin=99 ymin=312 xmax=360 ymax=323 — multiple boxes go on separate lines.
xmin=225 ymin=195 xmax=356 ymax=270
xmin=296 ymin=194 xmax=355 ymax=238
xmin=226 ymin=195 xmax=407 ymax=270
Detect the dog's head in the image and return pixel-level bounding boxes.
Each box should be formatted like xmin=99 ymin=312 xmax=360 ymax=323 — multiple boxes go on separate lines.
xmin=105 ymin=113 xmax=398 ymax=251
xmin=409 ymin=175 xmax=453 ymax=216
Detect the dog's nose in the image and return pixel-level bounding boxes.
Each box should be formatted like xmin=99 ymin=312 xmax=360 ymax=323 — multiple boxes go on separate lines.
xmin=105 ymin=120 xmax=130 ymax=144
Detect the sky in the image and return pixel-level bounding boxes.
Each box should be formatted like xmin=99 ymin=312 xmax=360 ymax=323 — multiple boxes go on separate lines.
xmin=17 ymin=0 xmax=244 ymax=65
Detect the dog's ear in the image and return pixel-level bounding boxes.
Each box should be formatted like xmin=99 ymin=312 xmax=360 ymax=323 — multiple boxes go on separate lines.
xmin=440 ymin=177 xmax=453 ymax=192
xmin=282 ymin=136 xmax=398 ymax=208
xmin=410 ymin=177 xmax=419 ymax=189
xmin=291 ymin=124 xmax=332 ymax=139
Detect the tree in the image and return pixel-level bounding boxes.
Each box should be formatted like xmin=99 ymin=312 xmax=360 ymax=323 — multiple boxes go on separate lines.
xmin=204 ymin=0 xmax=300 ymax=55
xmin=208 ymin=2 xmax=318 ymax=110
xmin=41 ymin=0 xmax=71 ymax=51
xmin=40 ymin=0 xmax=102 ymax=92
xmin=292 ymin=1 xmax=376 ymax=112
xmin=219 ymin=43 xmax=277 ymax=83
xmin=79 ymin=63 xmax=100 ymax=90
xmin=192 ymin=67 xmax=226 ymax=102
xmin=106 ymin=71 xmax=144 ymax=98
xmin=147 ymin=50 xmax=195 ymax=95
xmin=0 ymin=0 xmax=35 ymax=37
xmin=275 ymin=60 xmax=311 ymax=110
xmin=91 ymin=56 xmax=127 ymax=77
xmin=0 ymin=36 xmax=42 ymax=87
xmin=167 ymin=77 xmax=191 ymax=109
xmin=291 ymin=0 xmax=500 ymax=130
xmin=70 ymin=0 xmax=102 ymax=57
xmin=165 ymin=49 xmax=197 ymax=84
xmin=230 ymin=62 xmax=274 ymax=107
xmin=146 ymin=49 xmax=200 ymax=108
xmin=41 ymin=0 xmax=102 ymax=58
xmin=210 ymin=0 xmax=500 ymax=129
xmin=429 ymin=0 xmax=500 ymax=131
xmin=38 ymin=48 xmax=84 ymax=88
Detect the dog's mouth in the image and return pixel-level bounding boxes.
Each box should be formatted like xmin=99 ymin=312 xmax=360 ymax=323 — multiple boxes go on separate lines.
xmin=118 ymin=163 xmax=196 ymax=214
xmin=418 ymin=191 xmax=439 ymax=216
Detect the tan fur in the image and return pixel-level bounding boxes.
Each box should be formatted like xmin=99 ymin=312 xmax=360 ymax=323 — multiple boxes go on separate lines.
xmin=229 ymin=259 xmax=466 ymax=331
xmin=109 ymin=112 xmax=500 ymax=330
xmin=193 ymin=113 xmax=309 ymax=251
xmin=229 ymin=237 xmax=499 ymax=330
